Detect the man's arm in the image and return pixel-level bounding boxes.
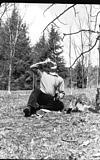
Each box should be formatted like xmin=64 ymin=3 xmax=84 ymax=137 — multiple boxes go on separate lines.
xmin=56 ymin=78 xmax=65 ymax=99
xmin=30 ymin=58 xmax=53 ymax=69
xmin=59 ymin=80 xmax=65 ymax=99
xmin=30 ymin=65 xmax=42 ymax=78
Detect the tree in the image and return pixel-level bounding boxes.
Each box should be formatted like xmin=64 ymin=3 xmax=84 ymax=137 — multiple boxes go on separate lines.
xmin=47 ymin=25 xmax=67 ymax=78
xmin=12 ymin=21 xmax=32 ymax=90
xmin=30 ymin=34 xmax=50 ymax=89
xmin=43 ymin=4 xmax=100 ymax=69
xmin=32 ymin=25 xmax=68 ymax=79
xmin=31 ymin=34 xmax=48 ymax=63
xmin=74 ymin=61 xmax=87 ymax=88
xmin=0 ymin=5 xmax=32 ymax=90
xmin=0 ymin=3 xmax=14 ymax=20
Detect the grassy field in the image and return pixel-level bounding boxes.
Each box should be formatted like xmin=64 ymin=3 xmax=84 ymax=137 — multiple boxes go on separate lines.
xmin=0 ymin=86 xmax=97 ymax=100
xmin=0 ymin=88 xmax=100 ymax=159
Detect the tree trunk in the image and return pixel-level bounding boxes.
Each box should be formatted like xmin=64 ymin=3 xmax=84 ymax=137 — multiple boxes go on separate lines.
xmin=82 ymin=55 xmax=84 ymax=88
xmin=69 ymin=27 xmax=72 ymax=93
xmin=80 ymin=31 xmax=84 ymax=88
xmin=8 ymin=48 xmax=13 ymax=94
xmin=8 ymin=62 xmax=12 ymax=94
xmin=98 ymin=25 xmax=100 ymax=86
xmin=33 ymin=73 xmax=34 ymax=91
xmin=87 ymin=5 xmax=92 ymax=88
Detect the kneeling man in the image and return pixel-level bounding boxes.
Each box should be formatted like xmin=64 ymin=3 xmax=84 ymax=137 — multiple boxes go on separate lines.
xmin=23 ymin=58 xmax=65 ymax=117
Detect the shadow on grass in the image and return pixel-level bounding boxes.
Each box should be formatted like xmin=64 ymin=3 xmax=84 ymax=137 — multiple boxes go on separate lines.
xmin=88 ymin=107 xmax=100 ymax=114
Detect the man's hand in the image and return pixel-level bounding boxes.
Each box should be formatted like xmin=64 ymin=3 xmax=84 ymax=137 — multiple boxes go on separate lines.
xmin=30 ymin=64 xmax=38 ymax=69
xmin=59 ymin=93 xmax=65 ymax=99
xmin=54 ymin=93 xmax=60 ymax=100
xmin=54 ymin=92 xmax=64 ymax=100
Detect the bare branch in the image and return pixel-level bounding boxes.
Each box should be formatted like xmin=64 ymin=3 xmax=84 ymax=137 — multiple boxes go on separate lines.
xmin=43 ymin=4 xmax=77 ymax=33
xmin=72 ymin=39 xmax=81 ymax=53
xmin=43 ymin=4 xmax=55 ymax=15
xmin=94 ymin=10 xmax=100 ymax=31
xmin=70 ymin=36 xmax=99 ymax=68
xmin=55 ymin=13 xmax=68 ymax=25
xmin=73 ymin=5 xmax=78 ymax=17
xmin=62 ymin=29 xmax=98 ymax=40
xmin=84 ymin=5 xmax=100 ymax=31
xmin=72 ymin=40 xmax=81 ymax=57
xmin=0 ymin=3 xmax=14 ymax=19
xmin=84 ymin=5 xmax=91 ymax=29
xmin=53 ymin=22 xmax=60 ymax=28
xmin=0 ymin=3 xmax=7 ymax=19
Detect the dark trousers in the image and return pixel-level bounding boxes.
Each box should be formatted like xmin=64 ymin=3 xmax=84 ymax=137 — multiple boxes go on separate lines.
xmin=26 ymin=88 xmax=64 ymax=114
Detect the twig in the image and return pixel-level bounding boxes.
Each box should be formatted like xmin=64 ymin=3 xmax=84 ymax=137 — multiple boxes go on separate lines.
xmin=43 ymin=4 xmax=76 ymax=33
xmin=62 ymin=29 xmax=98 ymax=40
xmin=94 ymin=10 xmax=100 ymax=31
xmin=73 ymin=5 xmax=78 ymax=17
xmin=61 ymin=138 xmax=77 ymax=142
xmin=63 ymin=29 xmax=98 ymax=36
xmin=43 ymin=4 xmax=55 ymax=15
xmin=56 ymin=13 xmax=68 ymax=25
xmin=70 ymin=35 xmax=99 ymax=68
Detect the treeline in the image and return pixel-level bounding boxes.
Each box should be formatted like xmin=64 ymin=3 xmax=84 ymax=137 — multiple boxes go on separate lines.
xmin=0 ymin=6 xmax=98 ymax=90
xmin=68 ymin=62 xmax=98 ymax=88
xmin=0 ymin=6 xmax=69 ymax=90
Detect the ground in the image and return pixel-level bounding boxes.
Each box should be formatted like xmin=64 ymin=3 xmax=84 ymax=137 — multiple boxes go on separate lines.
xmin=0 ymin=88 xmax=100 ymax=159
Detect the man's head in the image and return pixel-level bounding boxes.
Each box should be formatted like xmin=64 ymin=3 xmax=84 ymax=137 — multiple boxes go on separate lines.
xmin=30 ymin=58 xmax=57 ymax=73
xmin=43 ymin=60 xmax=57 ymax=73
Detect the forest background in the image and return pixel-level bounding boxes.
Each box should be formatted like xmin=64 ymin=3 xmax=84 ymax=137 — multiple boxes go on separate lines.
xmin=0 ymin=3 xmax=100 ymax=91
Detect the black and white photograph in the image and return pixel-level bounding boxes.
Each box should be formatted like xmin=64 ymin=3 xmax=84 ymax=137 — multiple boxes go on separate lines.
xmin=0 ymin=2 xmax=100 ymax=159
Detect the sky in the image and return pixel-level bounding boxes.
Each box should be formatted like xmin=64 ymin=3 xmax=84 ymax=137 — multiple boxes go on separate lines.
xmin=2 ymin=3 xmax=100 ymax=67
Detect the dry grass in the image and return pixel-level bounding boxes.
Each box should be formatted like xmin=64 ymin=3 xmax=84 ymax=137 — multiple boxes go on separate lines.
xmin=0 ymin=88 xmax=99 ymax=159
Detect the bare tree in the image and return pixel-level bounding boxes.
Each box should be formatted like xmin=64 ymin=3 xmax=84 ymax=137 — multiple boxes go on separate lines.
xmin=84 ymin=5 xmax=92 ymax=88
xmin=77 ymin=15 xmax=85 ymax=88
xmin=0 ymin=3 xmax=14 ymax=20
xmin=42 ymin=4 xmax=100 ymax=89
xmin=98 ymin=25 xmax=100 ymax=86
xmin=43 ymin=4 xmax=76 ymax=33
xmin=69 ymin=27 xmax=72 ymax=92
xmin=6 ymin=4 xmax=20 ymax=93
xmin=70 ymin=36 xmax=99 ymax=68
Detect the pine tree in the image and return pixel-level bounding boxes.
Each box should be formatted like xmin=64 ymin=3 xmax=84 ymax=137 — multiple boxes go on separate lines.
xmin=47 ymin=25 xmax=67 ymax=78
xmin=31 ymin=34 xmax=48 ymax=63
xmin=47 ymin=25 xmax=63 ymax=60
xmin=30 ymin=25 xmax=68 ymax=79
xmin=12 ymin=22 xmax=32 ymax=90
xmin=0 ymin=6 xmax=32 ymax=90
xmin=74 ymin=61 xmax=87 ymax=88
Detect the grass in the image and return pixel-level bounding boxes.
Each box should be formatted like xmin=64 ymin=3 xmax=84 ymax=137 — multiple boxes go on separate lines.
xmin=0 ymin=87 xmax=99 ymax=159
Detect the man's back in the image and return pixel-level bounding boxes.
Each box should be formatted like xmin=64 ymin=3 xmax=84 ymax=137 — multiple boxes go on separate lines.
xmin=40 ymin=71 xmax=64 ymax=97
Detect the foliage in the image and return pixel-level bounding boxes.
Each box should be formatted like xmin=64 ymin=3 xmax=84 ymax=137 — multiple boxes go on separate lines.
xmin=87 ymin=65 xmax=98 ymax=87
xmin=31 ymin=34 xmax=48 ymax=63
xmin=32 ymin=24 xmax=68 ymax=79
xmin=47 ymin=25 xmax=68 ymax=78
xmin=74 ymin=61 xmax=87 ymax=88
xmin=0 ymin=6 xmax=98 ymax=90
xmin=0 ymin=6 xmax=33 ymax=90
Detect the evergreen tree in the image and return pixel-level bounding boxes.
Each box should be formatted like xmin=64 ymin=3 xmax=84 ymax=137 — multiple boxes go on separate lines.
xmin=31 ymin=25 xmax=68 ymax=79
xmin=47 ymin=25 xmax=68 ymax=78
xmin=0 ymin=6 xmax=32 ymax=90
xmin=74 ymin=61 xmax=87 ymax=88
xmin=12 ymin=22 xmax=32 ymax=90
xmin=47 ymin=25 xmax=63 ymax=60
xmin=31 ymin=34 xmax=48 ymax=63
xmin=0 ymin=21 xmax=10 ymax=89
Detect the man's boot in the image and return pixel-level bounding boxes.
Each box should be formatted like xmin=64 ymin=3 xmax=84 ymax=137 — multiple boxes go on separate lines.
xmin=23 ymin=107 xmax=31 ymax=117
